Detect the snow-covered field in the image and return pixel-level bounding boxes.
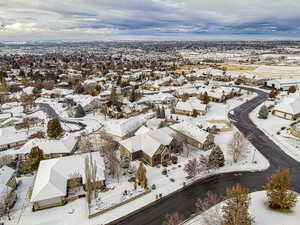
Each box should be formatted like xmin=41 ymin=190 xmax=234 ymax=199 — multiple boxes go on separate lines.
xmin=230 ymin=65 xmax=300 ymax=78
xmin=185 ymin=191 xmax=300 ymax=225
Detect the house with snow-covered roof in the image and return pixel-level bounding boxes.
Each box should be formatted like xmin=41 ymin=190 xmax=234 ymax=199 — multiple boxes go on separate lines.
xmin=0 ymin=166 xmax=17 ymax=190
xmin=0 ymin=127 xmax=27 ymax=151
xmin=273 ymin=97 xmax=300 ymax=120
xmin=17 ymin=135 xmax=78 ymax=159
xmin=119 ymin=128 xmax=175 ymax=166
xmin=265 ymin=78 xmax=300 ymax=91
xmin=31 ymin=153 xmax=105 ymax=210
xmin=138 ymin=92 xmax=177 ymax=105
xmin=175 ymin=99 xmax=207 ymax=116
xmin=175 ymin=87 xmax=198 ymax=98
xmin=0 ymin=166 xmax=17 ymax=215
xmin=170 ymin=121 xmax=215 ymax=150
xmin=104 ymin=113 xmax=153 ymax=141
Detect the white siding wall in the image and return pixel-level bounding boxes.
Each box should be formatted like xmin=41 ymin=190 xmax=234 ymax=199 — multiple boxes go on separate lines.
xmin=37 ymin=197 xmax=62 ymax=208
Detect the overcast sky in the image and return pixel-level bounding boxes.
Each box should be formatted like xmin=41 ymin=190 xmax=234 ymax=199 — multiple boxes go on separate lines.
xmin=1 ymin=0 xmax=300 ymax=41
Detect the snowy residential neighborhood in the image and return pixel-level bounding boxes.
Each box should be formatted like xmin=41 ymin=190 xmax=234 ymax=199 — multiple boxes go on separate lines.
xmin=0 ymin=39 xmax=300 ymax=225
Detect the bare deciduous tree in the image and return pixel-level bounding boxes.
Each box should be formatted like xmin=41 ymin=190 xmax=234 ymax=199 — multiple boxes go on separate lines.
xmin=184 ymin=158 xmax=198 ymax=178
xmin=195 ymin=191 xmax=223 ymax=225
xmin=84 ymin=155 xmax=98 ymax=204
xmin=228 ymin=131 xmax=248 ymax=163
xmin=198 ymin=155 xmax=217 ymax=173
xmin=163 ymin=212 xmax=184 ymax=225
xmin=184 ymin=154 xmax=218 ymax=179
xmin=0 ymin=188 xmax=16 ymax=219
xmin=0 ymin=155 xmax=14 ymax=167
xmin=78 ymin=133 xmax=94 ymax=153
xmin=100 ymin=133 xmax=120 ymax=181
xmin=183 ymin=141 xmax=191 ymax=158
xmin=84 ymin=156 xmax=92 ymax=204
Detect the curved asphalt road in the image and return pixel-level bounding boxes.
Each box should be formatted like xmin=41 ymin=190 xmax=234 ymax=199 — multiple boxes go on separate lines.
xmin=115 ymin=87 xmax=300 ymax=225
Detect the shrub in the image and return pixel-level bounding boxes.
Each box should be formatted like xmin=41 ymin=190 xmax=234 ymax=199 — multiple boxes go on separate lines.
xmin=151 ymin=184 xmax=156 ymax=190
xmin=47 ymin=118 xmax=63 ymax=138
xmin=128 ymin=177 xmax=136 ymax=183
xmin=288 ymin=86 xmax=297 ymax=94
xmin=29 ymin=131 xmax=45 ymax=139
xmin=171 ymin=156 xmax=178 ymax=164
xmin=170 ymin=178 xmax=175 ymax=182
xmin=258 ymin=105 xmax=269 ymax=119
xmin=162 ymin=168 xmax=168 ymax=175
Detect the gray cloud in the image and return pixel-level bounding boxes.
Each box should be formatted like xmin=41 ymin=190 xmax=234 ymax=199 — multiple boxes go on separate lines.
xmin=1 ymin=0 xmax=300 ymax=41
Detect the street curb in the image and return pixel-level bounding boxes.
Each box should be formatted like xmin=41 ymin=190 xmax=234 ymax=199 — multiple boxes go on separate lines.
xmin=105 ymin=87 xmax=269 ymax=225
xmin=104 ymin=169 xmax=266 ymax=225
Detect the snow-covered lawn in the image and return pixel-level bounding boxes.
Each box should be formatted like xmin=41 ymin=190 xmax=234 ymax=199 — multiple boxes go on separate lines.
xmin=0 ymin=176 xmax=35 ymax=224
xmin=1 ymin=89 xmax=270 ymax=225
xmin=250 ymin=102 xmax=300 ymax=162
xmin=184 ymin=191 xmax=300 ymax=225
xmin=2 ymin=128 xmax=269 ymax=225
xmin=89 ymin=183 xmax=147 ymax=216
xmin=166 ymin=90 xmax=257 ymax=124
xmin=0 ymin=91 xmax=269 ymax=225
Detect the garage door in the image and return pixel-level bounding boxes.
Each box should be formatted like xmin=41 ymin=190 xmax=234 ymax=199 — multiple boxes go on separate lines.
xmin=286 ymin=114 xmax=293 ymax=120
xmin=275 ymin=111 xmax=285 ymax=118
xmin=37 ymin=197 xmax=61 ymax=208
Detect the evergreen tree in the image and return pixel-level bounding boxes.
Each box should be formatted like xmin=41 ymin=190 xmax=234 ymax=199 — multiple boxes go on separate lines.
xmin=0 ymin=71 xmax=8 ymax=78
xmin=110 ymin=87 xmax=118 ymax=105
xmin=160 ymin=106 xmax=166 ymax=119
xmin=209 ymin=145 xmax=225 ymax=167
xmin=136 ymin=161 xmax=147 ymax=189
xmin=192 ymin=110 xmax=198 ymax=117
xmin=288 ymin=86 xmax=297 ymax=94
xmin=47 ymin=118 xmax=63 ymax=138
xmin=33 ymin=71 xmax=42 ymax=80
xmin=170 ymin=104 xmax=176 ymax=114
xmin=129 ymin=88 xmax=136 ymax=102
xmin=32 ymin=87 xmax=41 ymax=96
xmin=74 ymin=104 xmax=86 ymax=118
xmin=75 ymin=83 xmax=85 ymax=94
xmin=263 ymin=169 xmax=297 ymax=210
xmin=222 ymin=184 xmax=254 ymax=225
xmin=181 ymin=93 xmax=189 ymax=102
xmin=156 ymin=106 xmax=161 ymax=118
xmin=19 ymin=70 xmax=26 ymax=77
xmin=0 ymin=76 xmax=8 ymax=91
xmin=269 ymin=89 xmax=277 ymax=99
xmin=22 ymin=146 xmax=44 ymax=172
xmin=202 ymin=92 xmax=210 ymax=104
xmin=258 ymin=105 xmax=269 ymax=119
